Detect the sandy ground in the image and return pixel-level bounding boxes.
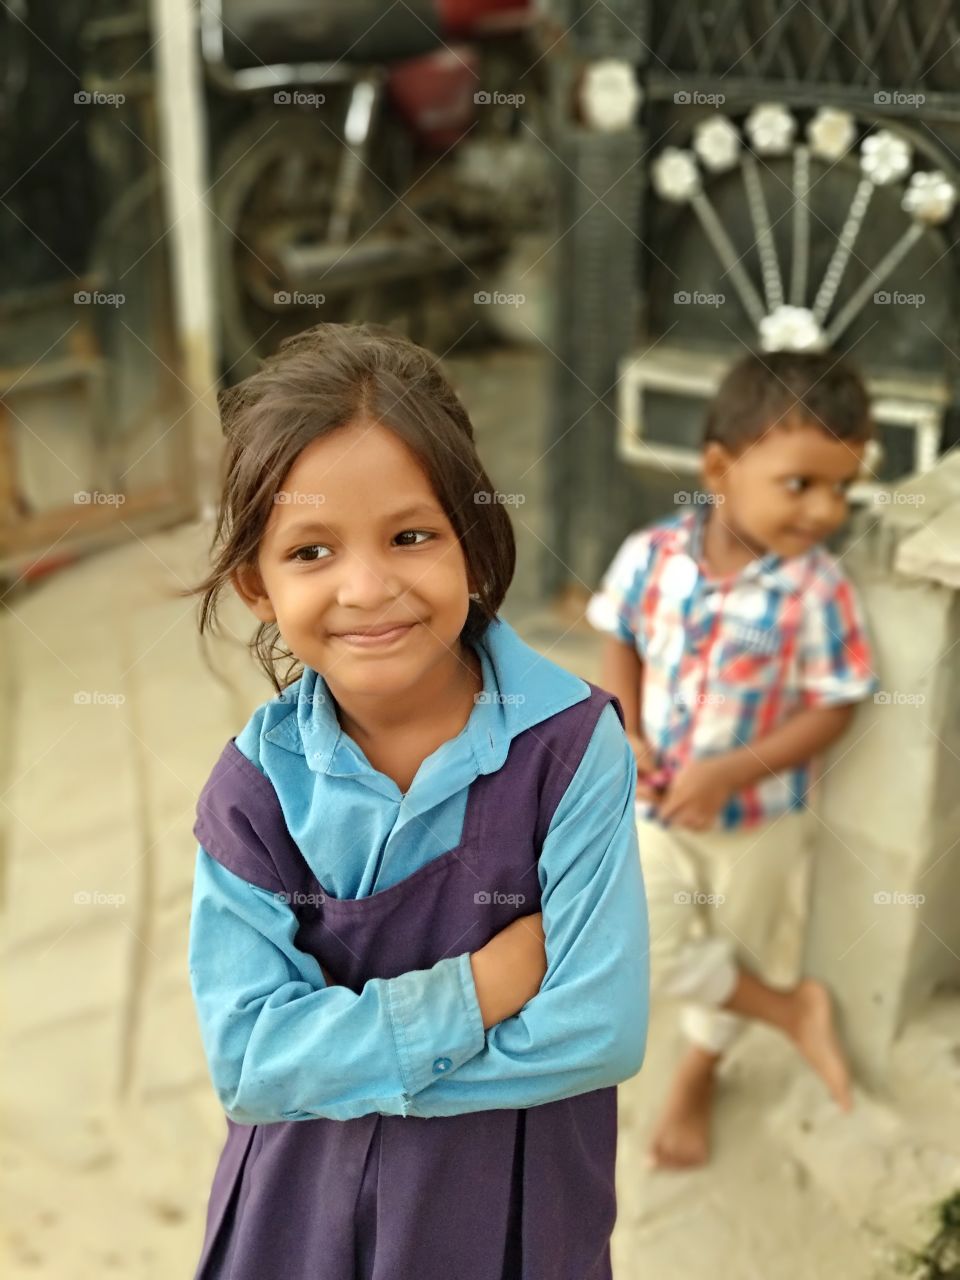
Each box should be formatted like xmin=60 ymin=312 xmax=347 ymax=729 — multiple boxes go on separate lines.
xmin=2 ymin=349 xmax=957 ymax=1278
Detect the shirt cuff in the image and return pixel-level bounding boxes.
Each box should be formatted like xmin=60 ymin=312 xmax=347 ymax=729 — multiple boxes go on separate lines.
xmin=585 ymin=592 xmax=636 ymax=645
xmin=802 ymin=674 xmax=880 ymax=707
xmin=387 ymin=952 xmax=486 ymax=1097
xmin=585 ymin=591 xmax=619 ymax=634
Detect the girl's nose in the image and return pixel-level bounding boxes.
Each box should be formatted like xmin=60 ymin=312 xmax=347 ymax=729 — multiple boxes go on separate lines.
xmin=334 ymin=553 xmax=402 ymax=610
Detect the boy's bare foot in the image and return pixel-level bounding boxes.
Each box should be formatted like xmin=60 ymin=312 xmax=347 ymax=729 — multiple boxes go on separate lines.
xmin=786 ymin=979 xmax=853 ymax=1112
xmin=647 ymin=1045 xmax=720 ymax=1170
xmin=721 ymin=967 xmax=854 ymax=1112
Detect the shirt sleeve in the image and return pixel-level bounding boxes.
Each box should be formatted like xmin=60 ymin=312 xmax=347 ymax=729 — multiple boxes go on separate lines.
xmin=798 ymin=570 xmax=880 ymax=707
xmin=188 ymin=846 xmax=485 ymax=1124
xmin=585 ymin=529 xmax=654 ymax=648
xmin=406 ymin=702 xmax=650 ymax=1116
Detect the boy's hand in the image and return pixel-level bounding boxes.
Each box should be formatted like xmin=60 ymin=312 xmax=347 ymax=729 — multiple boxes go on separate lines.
xmin=626 ymin=732 xmax=663 ymax=802
xmin=626 ymin=731 xmax=657 ymax=774
xmin=657 ymin=757 xmax=737 ymax=830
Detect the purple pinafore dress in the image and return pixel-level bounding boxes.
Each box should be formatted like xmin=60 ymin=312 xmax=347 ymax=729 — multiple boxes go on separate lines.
xmin=191 ymin=683 xmax=624 ymax=1280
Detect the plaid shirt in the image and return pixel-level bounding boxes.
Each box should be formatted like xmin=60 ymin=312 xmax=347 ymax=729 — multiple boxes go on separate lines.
xmin=587 ymin=508 xmax=879 ymax=829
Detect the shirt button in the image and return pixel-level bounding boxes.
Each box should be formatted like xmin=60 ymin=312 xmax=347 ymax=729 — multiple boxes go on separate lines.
xmin=432 ymin=1056 xmax=453 ymax=1075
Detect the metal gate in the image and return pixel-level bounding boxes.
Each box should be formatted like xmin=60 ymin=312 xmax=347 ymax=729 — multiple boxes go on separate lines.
xmin=544 ymin=0 xmax=960 ymax=597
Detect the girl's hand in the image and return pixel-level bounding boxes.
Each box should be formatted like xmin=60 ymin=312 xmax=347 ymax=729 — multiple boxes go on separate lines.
xmin=470 ymin=912 xmax=547 ymax=1030
xmin=657 ymin=758 xmax=736 ymax=830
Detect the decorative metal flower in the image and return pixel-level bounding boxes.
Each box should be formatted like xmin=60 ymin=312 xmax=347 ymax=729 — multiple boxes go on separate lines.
xmin=902 ymin=170 xmax=957 ymax=225
xmin=745 ymin=103 xmax=796 ymax=155
xmin=650 ymin=147 xmax=700 ymax=202
xmin=860 ymin=130 xmax=912 ymax=185
xmin=580 ymin=59 xmax=643 ymax=133
xmin=807 ymin=107 xmax=856 ymax=161
xmin=693 ymin=116 xmax=741 ymax=172
xmin=758 ymin=305 xmax=827 ymax=353
xmin=648 ymin=104 xmax=941 ymax=357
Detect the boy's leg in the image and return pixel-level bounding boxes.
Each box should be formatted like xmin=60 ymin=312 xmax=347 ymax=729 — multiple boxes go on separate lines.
xmin=636 ymin=814 xmax=740 ymax=1010
xmin=678 ymin=809 xmax=813 ymax=1056
xmin=636 ymin=815 xmax=739 ymax=1168
xmin=684 ymin=810 xmax=852 ymax=1111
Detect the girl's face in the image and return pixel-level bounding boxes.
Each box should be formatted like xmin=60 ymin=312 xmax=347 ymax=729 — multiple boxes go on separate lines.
xmin=232 ymin=418 xmax=476 ymax=702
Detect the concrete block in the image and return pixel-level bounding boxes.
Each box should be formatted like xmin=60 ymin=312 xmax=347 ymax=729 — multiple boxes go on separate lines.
xmin=803 ymin=822 xmax=918 ymax=1081
xmin=897 ymin=505 xmax=960 ymax=587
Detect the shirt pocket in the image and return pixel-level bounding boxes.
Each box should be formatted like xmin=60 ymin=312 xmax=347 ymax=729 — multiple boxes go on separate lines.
xmin=713 ymin=622 xmax=787 ymax=691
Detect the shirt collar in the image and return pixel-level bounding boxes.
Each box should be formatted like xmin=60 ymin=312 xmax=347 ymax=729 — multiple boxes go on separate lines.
xmin=671 ymin=505 xmax=814 ymax=595
xmin=262 ymin=616 xmax=591 ymax=778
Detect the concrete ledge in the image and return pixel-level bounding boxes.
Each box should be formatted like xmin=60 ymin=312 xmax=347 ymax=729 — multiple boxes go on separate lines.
xmin=897 ymin=505 xmax=960 ymax=587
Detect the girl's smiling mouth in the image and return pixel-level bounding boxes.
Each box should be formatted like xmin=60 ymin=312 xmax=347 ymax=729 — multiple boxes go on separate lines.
xmin=332 ymin=622 xmax=419 ymax=648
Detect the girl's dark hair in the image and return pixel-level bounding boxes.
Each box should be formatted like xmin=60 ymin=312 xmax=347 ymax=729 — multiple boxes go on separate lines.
xmin=704 ymin=350 xmax=873 ymax=453
xmin=179 ymin=322 xmax=516 ymax=694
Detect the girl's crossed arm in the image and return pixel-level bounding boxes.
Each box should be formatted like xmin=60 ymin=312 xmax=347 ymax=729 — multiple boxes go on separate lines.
xmin=188 ymin=849 xmax=545 ymax=1125
xmin=406 ymin=702 xmax=650 ymax=1116
xmin=189 ymin=703 xmax=647 ymax=1124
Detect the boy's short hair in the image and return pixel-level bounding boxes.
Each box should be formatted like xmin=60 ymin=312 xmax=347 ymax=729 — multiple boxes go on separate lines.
xmin=704 ymin=350 xmax=873 ymax=453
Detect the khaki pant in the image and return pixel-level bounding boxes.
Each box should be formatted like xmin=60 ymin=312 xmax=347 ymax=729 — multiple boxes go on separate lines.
xmin=636 ymin=808 xmax=813 ymax=1054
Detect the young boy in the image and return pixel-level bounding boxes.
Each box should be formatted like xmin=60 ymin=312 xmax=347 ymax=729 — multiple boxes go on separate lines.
xmin=588 ymin=349 xmax=879 ymax=1169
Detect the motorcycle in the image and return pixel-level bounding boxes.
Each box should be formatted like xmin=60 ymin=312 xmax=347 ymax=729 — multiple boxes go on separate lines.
xmin=200 ymin=0 xmax=551 ymax=378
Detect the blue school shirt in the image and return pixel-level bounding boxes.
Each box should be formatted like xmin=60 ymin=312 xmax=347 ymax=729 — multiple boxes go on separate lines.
xmin=188 ymin=616 xmax=649 ymax=1124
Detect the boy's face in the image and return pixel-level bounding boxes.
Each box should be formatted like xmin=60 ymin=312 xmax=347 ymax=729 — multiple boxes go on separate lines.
xmin=704 ymin=417 xmax=867 ymax=559
xmin=231 ymin=418 xmax=476 ymax=703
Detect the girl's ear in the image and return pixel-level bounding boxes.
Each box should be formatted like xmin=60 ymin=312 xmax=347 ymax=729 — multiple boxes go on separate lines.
xmin=231 ymin=563 xmax=277 ymax=623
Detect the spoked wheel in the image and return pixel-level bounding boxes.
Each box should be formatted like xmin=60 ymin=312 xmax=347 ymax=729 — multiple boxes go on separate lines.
xmin=210 ymin=109 xmax=406 ymax=381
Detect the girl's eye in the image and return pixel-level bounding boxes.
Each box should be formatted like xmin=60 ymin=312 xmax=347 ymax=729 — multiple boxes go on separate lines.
xmin=289 ymin=531 xmax=435 ymax=561
xmin=290 ymin=544 xmax=331 ymax=562
xmin=783 ymin=476 xmax=809 ymax=494
xmin=393 ymin=530 xmax=435 ymax=546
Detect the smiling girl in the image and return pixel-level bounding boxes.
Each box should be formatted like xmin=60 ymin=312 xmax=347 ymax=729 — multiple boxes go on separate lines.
xmin=183 ymin=323 xmax=649 ymax=1279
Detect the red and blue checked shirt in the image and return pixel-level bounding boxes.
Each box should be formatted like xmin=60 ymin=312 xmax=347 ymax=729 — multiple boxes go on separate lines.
xmin=586 ymin=508 xmax=879 ymax=829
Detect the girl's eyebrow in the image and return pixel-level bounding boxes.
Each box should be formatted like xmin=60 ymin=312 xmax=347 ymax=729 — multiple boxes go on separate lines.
xmin=278 ymin=502 xmax=443 ymax=539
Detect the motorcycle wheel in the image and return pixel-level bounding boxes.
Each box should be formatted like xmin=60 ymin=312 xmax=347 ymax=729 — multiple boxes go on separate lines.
xmin=210 ymin=106 xmax=411 ymax=382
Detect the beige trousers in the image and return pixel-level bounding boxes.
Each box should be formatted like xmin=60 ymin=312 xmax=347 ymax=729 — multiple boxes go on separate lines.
xmin=636 ymin=808 xmax=813 ymax=1054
